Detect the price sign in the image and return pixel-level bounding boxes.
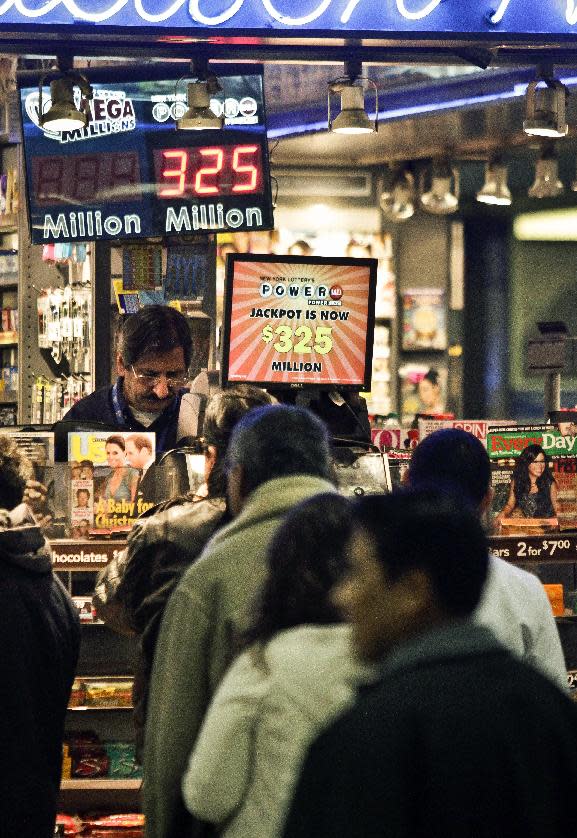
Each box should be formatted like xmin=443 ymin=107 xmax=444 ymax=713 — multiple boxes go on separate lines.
xmin=488 ymin=533 xmax=577 ymax=561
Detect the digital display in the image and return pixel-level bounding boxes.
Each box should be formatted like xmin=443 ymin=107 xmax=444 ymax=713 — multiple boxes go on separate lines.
xmin=221 ymin=255 xmax=377 ymax=391
xmin=152 ymin=142 xmax=263 ymax=198
xmin=32 ymin=151 xmax=142 ymax=205
xmin=18 ymin=65 xmax=274 ymax=244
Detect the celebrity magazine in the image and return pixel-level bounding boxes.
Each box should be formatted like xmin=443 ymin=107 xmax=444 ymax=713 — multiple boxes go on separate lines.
xmin=486 ymin=424 xmax=577 ymax=535
xmin=67 ymin=431 xmax=156 ymax=536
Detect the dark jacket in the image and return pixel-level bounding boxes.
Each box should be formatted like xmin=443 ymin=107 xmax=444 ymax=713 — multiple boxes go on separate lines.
xmin=0 ymin=505 xmax=80 ymax=838
xmin=62 ymin=379 xmax=186 ymax=454
xmin=283 ymin=622 xmax=577 ymax=838
xmin=93 ymin=494 xmax=229 ymax=759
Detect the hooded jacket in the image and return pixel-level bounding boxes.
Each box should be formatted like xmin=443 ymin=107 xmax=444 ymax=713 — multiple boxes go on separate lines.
xmin=0 ymin=504 xmax=80 ymax=838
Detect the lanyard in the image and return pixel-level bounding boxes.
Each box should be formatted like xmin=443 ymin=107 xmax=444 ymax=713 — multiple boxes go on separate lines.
xmin=111 ymin=380 xmax=127 ymax=426
xmin=111 ymin=379 xmax=180 ymax=453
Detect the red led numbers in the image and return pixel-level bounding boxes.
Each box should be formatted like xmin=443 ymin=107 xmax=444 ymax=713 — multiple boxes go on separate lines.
xmin=159 ymin=150 xmax=187 ymax=197
xmin=156 ymin=143 xmax=262 ymax=198
xmin=232 ymin=145 xmax=258 ymax=192
xmin=194 ymin=148 xmax=224 ymax=195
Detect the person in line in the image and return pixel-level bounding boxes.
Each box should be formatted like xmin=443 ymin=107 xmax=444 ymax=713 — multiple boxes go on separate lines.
xmin=496 ymin=442 xmax=559 ymax=524
xmin=93 ymin=385 xmax=274 ymax=760
xmin=62 ymin=305 xmax=193 ymax=454
xmin=407 ymin=428 xmax=567 ymax=690
xmin=182 ymin=493 xmax=372 ymax=838
xmin=0 ymin=434 xmax=80 ymax=838
xmin=144 ymin=404 xmax=336 ymax=838
xmin=283 ymin=491 xmax=577 ymax=838
xmin=96 ymin=434 xmax=139 ymax=504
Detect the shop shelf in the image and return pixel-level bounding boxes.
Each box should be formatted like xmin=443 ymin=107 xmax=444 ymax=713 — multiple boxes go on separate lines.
xmin=0 ymin=390 xmax=17 ymax=403
xmin=0 ymin=331 xmax=17 ymax=345
xmin=61 ymin=778 xmax=141 ymax=790
xmin=67 ymin=705 xmax=133 ymax=711
xmin=58 ymin=778 xmax=142 ymax=812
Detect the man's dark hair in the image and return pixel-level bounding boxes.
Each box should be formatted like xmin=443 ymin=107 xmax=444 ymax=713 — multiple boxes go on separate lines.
xmin=117 ymin=305 xmax=193 ymax=368
xmin=0 ymin=435 xmax=30 ymax=510
xmin=226 ymin=404 xmax=333 ymax=497
xmin=243 ymin=493 xmax=351 ymax=647
xmin=408 ymin=428 xmax=491 ymax=507
xmin=203 ymin=385 xmax=274 ymax=497
xmin=353 ymin=489 xmax=489 ymax=617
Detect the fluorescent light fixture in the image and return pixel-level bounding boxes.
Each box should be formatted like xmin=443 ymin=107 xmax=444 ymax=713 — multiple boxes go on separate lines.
xmin=524 ymin=73 xmax=568 ymax=139
xmin=420 ymin=160 xmax=459 ymax=215
xmin=528 ymin=145 xmax=564 ymax=199
xmin=514 ymin=208 xmax=577 ymax=240
xmin=476 ymin=161 xmax=512 ymax=206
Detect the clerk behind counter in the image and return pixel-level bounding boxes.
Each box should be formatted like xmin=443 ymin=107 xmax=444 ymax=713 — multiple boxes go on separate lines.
xmin=62 ymin=305 xmax=194 ymax=455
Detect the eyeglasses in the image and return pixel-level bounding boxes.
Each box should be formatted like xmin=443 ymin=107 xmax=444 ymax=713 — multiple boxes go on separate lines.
xmin=130 ymin=365 xmax=188 ymax=389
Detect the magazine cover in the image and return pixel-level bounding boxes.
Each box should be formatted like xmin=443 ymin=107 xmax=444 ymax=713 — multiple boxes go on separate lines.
xmin=487 ymin=424 xmax=577 ymax=535
xmin=401 ymin=288 xmax=447 ymax=351
xmin=383 ymin=449 xmax=412 ymax=490
xmin=398 ymin=364 xmax=447 ymax=426
xmin=371 ymin=426 xmax=419 ymax=451
xmin=418 ymin=418 xmax=514 ymax=444
xmin=68 ymin=431 xmax=156 ymax=535
xmin=1 ymin=430 xmax=55 ymax=525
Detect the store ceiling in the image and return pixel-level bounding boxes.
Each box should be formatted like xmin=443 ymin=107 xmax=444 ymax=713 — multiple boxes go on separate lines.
xmin=263 ymin=63 xmax=577 ymax=168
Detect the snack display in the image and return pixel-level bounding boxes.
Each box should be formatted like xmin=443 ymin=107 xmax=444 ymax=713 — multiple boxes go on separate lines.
xmin=68 ymin=678 xmax=133 ymax=710
xmin=84 ymin=680 xmax=133 ymax=709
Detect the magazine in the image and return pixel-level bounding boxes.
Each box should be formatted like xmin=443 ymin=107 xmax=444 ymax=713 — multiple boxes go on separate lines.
xmin=67 ymin=431 xmax=156 ymax=535
xmin=401 ymin=288 xmax=447 ymax=351
xmin=383 ymin=448 xmax=412 ymax=490
xmin=486 ymin=424 xmax=577 ymax=535
xmin=0 ymin=430 xmax=55 ymax=524
xmin=418 ymin=418 xmax=514 ymax=444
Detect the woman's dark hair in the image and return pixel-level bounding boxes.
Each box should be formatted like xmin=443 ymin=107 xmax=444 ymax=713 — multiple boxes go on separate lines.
xmin=117 ymin=304 xmax=193 ymax=369
xmin=242 ymin=493 xmax=352 ymax=647
xmin=105 ymin=434 xmax=126 ymax=452
xmin=203 ymin=385 xmax=274 ymax=497
xmin=352 ymin=489 xmax=488 ymax=618
xmin=513 ymin=444 xmax=555 ymax=498
xmin=422 ymin=368 xmax=439 ymax=387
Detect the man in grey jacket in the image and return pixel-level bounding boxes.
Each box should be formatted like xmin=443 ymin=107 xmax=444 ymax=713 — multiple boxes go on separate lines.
xmin=144 ymin=404 xmax=336 ymax=838
xmin=407 ymin=427 xmax=567 ymax=690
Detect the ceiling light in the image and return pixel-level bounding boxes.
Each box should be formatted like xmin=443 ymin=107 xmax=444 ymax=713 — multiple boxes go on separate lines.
xmin=420 ymin=159 xmax=459 ymax=215
xmin=523 ymin=69 xmax=568 ymax=139
xmin=177 ymin=58 xmax=223 ymax=131
xmin=476 ymin=160 xmax=512 ymax=206
xmin=380 ymin=166 xmax=415 ymax=221
xmin=528 ymin=144 xmax=564 ymax=199
xmin=38 ymin=60 xmax=92 ymax=133
xmin=328 ymin=60 xmax=377 ymax=135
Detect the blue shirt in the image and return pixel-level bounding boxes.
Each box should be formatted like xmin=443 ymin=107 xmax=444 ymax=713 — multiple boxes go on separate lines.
xmin=62 ymin=377 xmax=186 ymax=454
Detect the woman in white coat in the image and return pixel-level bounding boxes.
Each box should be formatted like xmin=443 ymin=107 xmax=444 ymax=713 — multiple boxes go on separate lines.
xmin=182 ymin=492 xmax=372 ymax=838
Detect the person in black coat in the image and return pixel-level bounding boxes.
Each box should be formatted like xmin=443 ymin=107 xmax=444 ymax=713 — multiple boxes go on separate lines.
xmin=283 ymin=490 xmax=577 ymax=838
xmin=0 ymin=435 xmax=80 ymax=838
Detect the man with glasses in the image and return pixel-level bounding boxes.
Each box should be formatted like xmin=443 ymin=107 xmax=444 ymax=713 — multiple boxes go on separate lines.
xmin=63 ymin=305 xmax=193 ymax=454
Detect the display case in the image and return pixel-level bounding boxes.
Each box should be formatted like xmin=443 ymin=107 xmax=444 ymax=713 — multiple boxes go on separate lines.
xmin=57 ymin=553 xmax=142 ymax=816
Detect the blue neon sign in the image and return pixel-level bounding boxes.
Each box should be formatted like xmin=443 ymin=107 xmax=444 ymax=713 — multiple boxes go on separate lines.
xmin=0 ymin=1 xmax=577 ymax=38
